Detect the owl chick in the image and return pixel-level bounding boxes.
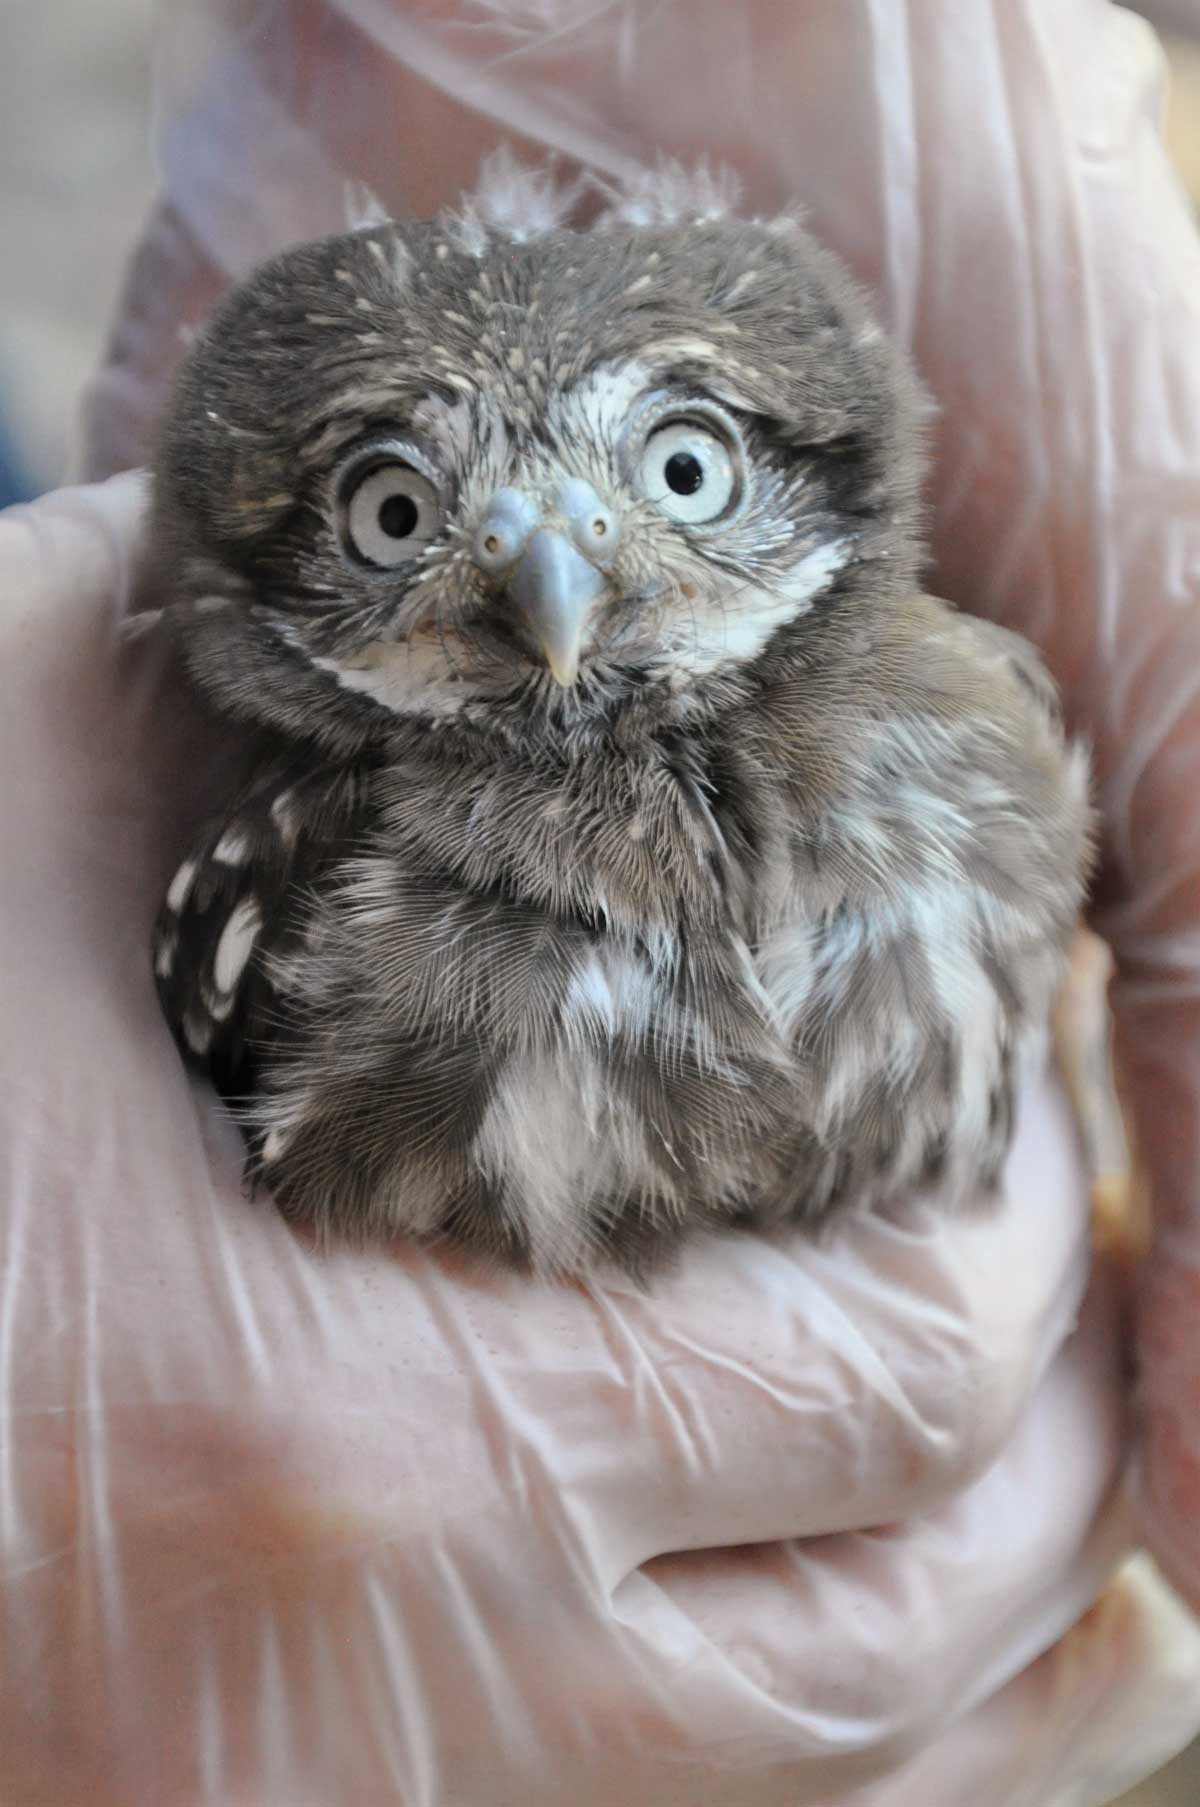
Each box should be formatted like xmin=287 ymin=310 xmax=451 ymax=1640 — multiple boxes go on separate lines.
xmin=150 ymin=163 xmax=1090 ymax=1277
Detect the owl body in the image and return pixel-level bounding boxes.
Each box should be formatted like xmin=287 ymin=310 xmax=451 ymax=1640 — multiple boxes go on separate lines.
xmin=151 ymin=166 xmax=1089 ymax=1275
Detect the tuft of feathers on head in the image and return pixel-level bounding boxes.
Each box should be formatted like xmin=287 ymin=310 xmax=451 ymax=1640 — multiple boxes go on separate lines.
xmin=369 ymin=148 xmax=800 ymax=255
xmin=591 ymin=157 xmax=743 ymax=230
xmin=444 ymin=146 xmax=586 ymax=250
xmin=343 ymin=180 xmax=393 ymax=234
xmin=441 ymin=148 xmax=750 ymax=250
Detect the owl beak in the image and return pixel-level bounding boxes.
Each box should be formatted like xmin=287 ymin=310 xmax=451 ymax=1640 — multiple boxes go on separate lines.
xmin=507 ymin=529 xmax=606 ymax=688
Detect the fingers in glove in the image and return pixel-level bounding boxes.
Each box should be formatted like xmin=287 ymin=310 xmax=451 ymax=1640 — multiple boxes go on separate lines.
xmin=3 ymin=483 xmax=1099 ymax=1589
xmin=0 ymin=1130 xmax=1124 ymax=1807
xmin=540 ymin=1265 xmax=1129 ymax=1807
xmin=843 ymin=1554 xmax=1200 ymax=1807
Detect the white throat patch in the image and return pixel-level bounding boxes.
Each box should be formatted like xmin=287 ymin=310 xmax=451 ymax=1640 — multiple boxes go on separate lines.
xmin=311 ymin=635 xmax=473 ymax=718
xmin=666 ymin=537 xmax=849 ymax=678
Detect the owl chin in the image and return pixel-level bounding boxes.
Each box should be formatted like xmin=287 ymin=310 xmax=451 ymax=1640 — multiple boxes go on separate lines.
xmin=306 ymin=595 xmax=683 ymax=727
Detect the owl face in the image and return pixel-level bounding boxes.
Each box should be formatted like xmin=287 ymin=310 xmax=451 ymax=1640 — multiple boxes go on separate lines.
xmin=154 ymin=193 xmax=924 ymax=744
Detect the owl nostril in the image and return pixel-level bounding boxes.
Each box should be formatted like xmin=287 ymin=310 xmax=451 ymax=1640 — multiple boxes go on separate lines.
xmin=554 ymin=479 xmax=619 ymax=563
xmin=473 ymin=488 xmax=541 ymax=577
xmin=474 ymin=529 xmax=512 ymax=574
xmin=573 ymin=507 xmax=618 ymax=562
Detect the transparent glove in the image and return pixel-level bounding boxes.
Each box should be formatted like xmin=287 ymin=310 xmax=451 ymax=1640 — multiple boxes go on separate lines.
xmin=2 ymin=477 xmax=1195 ymax=1805
xmin=13 ymin=0 xmax=1195 ymax=1798
xmin=78 ymin=0 xmax=1200 ymax=1617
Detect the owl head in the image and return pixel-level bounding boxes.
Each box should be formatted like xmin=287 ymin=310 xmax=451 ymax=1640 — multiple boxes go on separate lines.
xmin=152 ymin=160 xmax=926 ymax=751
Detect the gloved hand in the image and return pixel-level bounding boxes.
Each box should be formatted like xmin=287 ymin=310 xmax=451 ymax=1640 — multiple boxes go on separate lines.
xmin=2 ymin=478 xmax=1195 ymax=1807
xmin=7 ymin=0 xmax=1194 ymax=1800
xmin=81 ymin=0 xmax=1200 ymax=1617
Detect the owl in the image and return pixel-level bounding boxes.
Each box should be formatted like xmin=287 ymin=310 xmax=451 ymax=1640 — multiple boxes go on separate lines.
xmin=150 ymin=161 xmax=1090 ymax=1278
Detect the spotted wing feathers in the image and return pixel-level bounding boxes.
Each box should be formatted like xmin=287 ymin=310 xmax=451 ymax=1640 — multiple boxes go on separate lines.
xmin=153 ymin=764 xmax=367 ymax=1103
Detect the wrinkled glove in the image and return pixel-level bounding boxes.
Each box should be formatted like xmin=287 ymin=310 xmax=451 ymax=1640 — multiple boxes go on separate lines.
xmin=81 ymin=0 xmax=1200 ymax=1615
xmin=3 ymin=479 xmax=1194 ymax=1806
xmin=4 ymin=0 xmax=1195 ymax=1800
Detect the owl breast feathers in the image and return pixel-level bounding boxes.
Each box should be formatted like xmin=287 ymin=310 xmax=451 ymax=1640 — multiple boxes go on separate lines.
xmin=150 ymin=160 xmax=1090 ymax=1277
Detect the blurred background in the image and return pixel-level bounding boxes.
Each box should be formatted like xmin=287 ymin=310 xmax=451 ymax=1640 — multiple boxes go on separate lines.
xmin=0 ymin=3 xmax=152 ymax=501
xmin=1 ymin=3 xmax=1197 ymax=1802
xmin=6 ymin=1 xmax=1200 ymax=505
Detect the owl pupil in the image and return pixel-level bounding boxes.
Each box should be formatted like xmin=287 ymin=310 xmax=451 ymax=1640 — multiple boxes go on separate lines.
xmin=664 ymin=452 xmax=704 ymax=496
xmin=378 ymin=494 xmax=419 ymax=538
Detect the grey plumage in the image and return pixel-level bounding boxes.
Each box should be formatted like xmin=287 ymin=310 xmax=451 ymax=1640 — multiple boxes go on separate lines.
xmin=151 ymin=163 xmax=1090 ymax=1277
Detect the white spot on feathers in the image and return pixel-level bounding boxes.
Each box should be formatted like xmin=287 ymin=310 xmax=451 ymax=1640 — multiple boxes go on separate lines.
xmin=261 ymin=1126 xmax=292 ymax=1164
xmin=183 ymin=1011 xmax=213 ymax=1056
xmin=205 ymin=986 xmax=237 ymax=1025
xmin=638 ymin=337 xmax=723 ymax=366
xmin=213 ymin=828 xmax=250 ymax=865
xmin=726 ymin=269 xmax=759 ymax=300
xmin=214 ymin=898 xmax=262 ymax=994
xmin=364 ymin=233 xmax=411 ymax=291
xmin=270 ymin=789 xmax=299 ymax=849
xmin=166 ymin=858 xmax=198 ymax=915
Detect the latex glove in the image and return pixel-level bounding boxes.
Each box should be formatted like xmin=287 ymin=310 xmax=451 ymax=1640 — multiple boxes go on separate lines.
xmin=36 ymin=0 xmax=1200 ymax=1797
xmin=6 ymin=476 xmax=1200 ymax=1799
xmin=76 ymin=0 xmax=1200 ymax=1625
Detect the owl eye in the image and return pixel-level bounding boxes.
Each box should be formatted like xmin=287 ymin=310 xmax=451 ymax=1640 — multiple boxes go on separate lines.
xmin=341 ymin=461 xmax=441 ymax=567
xmin=637 ymin=419 xmax=740 ymax=525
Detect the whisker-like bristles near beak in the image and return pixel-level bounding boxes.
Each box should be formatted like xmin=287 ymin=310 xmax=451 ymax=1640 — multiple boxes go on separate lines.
xmin=507 ymin=528 xmax=606 ymax=687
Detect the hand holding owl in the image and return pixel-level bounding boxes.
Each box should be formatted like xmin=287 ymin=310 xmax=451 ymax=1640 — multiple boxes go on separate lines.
xmin=0 ymin=477 xmax=1183 ymax=1800
xmin=7 ymin=0 xmax=1200 ymax=1803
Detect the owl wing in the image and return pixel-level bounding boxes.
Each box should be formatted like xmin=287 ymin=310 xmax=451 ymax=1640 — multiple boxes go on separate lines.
xmin=949 ymin=611 xmax=1066 ymax=727
xmin=754 ymin=592 xmax=1091 ymax=1220
xmin=153 ymin=761 xmax=370 ymax=1104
